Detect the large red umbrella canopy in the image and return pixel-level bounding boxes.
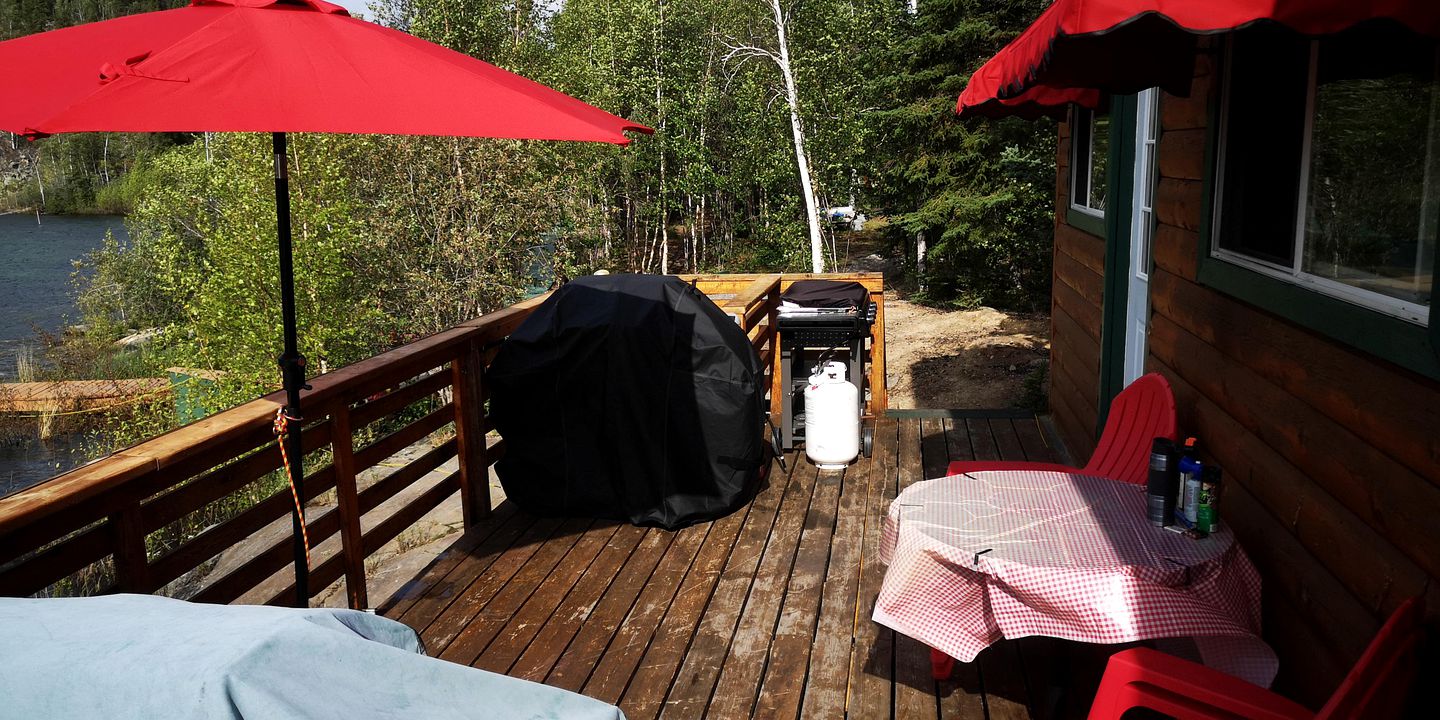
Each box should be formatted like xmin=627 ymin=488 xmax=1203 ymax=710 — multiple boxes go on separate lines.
xmin=0 ymin=0 xmax=649 ymax=607
xmin=958 ymin=0 xmax=1440 ymax=118
xmin=0 ymin=0 xmax=649 ymax=142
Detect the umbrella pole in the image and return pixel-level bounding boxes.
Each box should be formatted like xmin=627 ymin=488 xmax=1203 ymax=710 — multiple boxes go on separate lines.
xmin=274 ymin=131 xmax=310 ymax=607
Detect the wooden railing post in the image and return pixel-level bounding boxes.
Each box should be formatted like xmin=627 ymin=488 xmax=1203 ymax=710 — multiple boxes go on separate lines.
xmin=110 ymin=503 xmax=149 ymax=593
xmin=868 ymin=287 xmax=887 ymax=415
xmin=452 ymin=339 xmax=491 ymax=526
xmin=330 ymin=404 xmax=367 ymax=609
xmin=770 ymin=295 xmax=784 ymax=425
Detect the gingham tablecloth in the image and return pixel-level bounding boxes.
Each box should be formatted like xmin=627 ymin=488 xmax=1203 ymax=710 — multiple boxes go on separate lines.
xmin=873 ymin=470 xmax=1278 ymax=687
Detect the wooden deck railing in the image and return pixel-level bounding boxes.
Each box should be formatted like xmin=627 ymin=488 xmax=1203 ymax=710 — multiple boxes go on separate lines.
xmin=0 ymin=272 xmax=884 ymax=608
xmin=679 ymin=272 xmax=887 ymax=419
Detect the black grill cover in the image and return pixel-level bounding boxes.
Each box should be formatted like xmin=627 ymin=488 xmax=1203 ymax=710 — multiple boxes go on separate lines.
xmin=488 ymin=274 xmax=766 ymax=530
xmin=781 ymin=279 xmax=868 ymax=309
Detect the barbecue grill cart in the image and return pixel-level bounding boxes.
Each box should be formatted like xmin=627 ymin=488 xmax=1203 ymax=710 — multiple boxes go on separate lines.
xmin=776 ymin=280 xmax=877 ymax=457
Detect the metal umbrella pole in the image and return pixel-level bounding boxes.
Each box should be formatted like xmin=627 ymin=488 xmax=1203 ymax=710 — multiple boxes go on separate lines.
xmin=273 ymin=131 xmax=310 ymax=607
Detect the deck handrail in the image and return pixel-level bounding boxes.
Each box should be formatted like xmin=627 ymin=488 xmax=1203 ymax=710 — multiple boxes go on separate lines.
xmin=0 ymin=273 xmax=883 ymax=607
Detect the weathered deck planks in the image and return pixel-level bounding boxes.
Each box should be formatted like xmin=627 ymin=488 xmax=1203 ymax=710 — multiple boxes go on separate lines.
xmin=379 ymin=414 xmax=1107 ymax=719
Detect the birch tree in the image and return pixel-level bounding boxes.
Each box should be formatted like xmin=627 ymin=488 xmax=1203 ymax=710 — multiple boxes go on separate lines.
xmin=726 ymin=0 xmax=826 ymax=272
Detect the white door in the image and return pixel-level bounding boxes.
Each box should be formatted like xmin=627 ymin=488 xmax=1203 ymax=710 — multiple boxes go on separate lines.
xmin=1123 ymin=88 xmax=1160 ymax=385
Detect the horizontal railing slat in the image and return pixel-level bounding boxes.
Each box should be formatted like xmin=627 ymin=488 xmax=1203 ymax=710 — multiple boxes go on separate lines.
xmin=138 ymin=421 xmax=334 ymax=535
xmin=353 ymin=403 xmax=454 ymax=472
xmin=0 ymin=524 xmax=112 ymax=597
xmin=350 ymin=370 xmax=452 ymax=429
xmin=147 ymin=464 xmax=340 ymax=592
xmin=266 ymin=469 xmax=461 ymax=607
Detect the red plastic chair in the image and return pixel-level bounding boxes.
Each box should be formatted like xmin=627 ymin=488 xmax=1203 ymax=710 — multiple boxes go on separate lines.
xmin=1087 ymin=597 xmax=1425 ymax=720
xmin=945 ymin=373 xmax=1177 ymax=485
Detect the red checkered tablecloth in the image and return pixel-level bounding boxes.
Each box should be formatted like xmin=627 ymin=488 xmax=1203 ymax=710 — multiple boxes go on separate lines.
xmin=873 ymin=470 xmax=1278 ymax=687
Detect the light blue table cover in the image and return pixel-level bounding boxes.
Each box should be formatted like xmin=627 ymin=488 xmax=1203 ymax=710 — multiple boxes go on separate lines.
xmin=0 ymin=594 xmax=625 ymax=720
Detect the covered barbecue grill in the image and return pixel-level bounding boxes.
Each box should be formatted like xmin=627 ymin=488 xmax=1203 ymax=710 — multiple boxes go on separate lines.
xmin=488 ymin=274 xmax=766 ymax=530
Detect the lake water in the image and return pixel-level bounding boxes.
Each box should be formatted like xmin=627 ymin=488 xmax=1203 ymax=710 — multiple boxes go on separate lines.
xmin=1 ymin=213 xmax=127 ymax=496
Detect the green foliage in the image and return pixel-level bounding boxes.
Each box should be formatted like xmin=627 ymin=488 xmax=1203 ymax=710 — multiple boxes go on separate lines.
xmin=1018 ymin=359 xmax=1048 ymax=412
xmin=77 ymin=134 xmax=395 ymax=388
xmin=865 ymin=0 xmax=1056 ymax=310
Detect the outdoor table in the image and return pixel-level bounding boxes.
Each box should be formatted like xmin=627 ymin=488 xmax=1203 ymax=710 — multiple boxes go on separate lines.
xmin=874 ymin=470 xmax=1278 ymax=687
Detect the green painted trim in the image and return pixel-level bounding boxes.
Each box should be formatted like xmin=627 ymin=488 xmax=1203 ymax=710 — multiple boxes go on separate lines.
xmin=1066 ymin=206 xmax=1106 ymax=236
xmin=1431 ymin=271 xmax=1440 ymax=365
xmin=1196 ymin=256 xmax=1440 ymax=381
xmin=1196 ymin=43 xmax=1440 ymax=381
xmin=885 ymin=408 xmax=1037 ymax=419
xmin=1098 ymin=93 xmax=1139 ymax=432
xmin=1066 ymin=108 xmax=1109 ymax=236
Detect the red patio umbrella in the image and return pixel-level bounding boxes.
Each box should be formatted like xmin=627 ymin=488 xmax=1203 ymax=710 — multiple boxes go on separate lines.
xmin=0 ymin=0 xmax=650 ymax=605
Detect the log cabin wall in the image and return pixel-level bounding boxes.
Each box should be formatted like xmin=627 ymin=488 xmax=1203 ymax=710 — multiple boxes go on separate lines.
xmin=1049 ymin=48 xmax=1440 ymax=706
xmin=1050 ymin=115 xmax=1104 ymax=462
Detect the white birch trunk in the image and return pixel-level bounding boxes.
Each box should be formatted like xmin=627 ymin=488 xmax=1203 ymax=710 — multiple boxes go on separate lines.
xmin=767 ymin=0 xmax=824 ymax=273
xmin=916 ymin=230 xmax=927 ymax=292
xmin=656 ymin=1 xmax=669 ymax=274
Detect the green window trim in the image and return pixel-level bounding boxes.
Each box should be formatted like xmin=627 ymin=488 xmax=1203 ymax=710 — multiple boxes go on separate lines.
xmin=1066 ymin=206 xmax=1106 ymax=237
xmin=1197 ymin=42 xmax=1440 ymax=382
xmin=1068 ymin=106 xmax=1109 ymax=237
xmin=1195 ymin=257 xmax=1440 ymax=379
xmin=1098 ymin=94 xmax=1138 ymax=431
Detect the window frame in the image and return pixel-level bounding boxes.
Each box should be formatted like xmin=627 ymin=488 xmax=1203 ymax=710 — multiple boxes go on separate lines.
xmin=1199 ymin=38 xmax=1440 ymax=380
xmin=1209 ymin=41 xmax=1433 ymax=326
xmin=1067 ymin=106 xmax=1108 ymax=236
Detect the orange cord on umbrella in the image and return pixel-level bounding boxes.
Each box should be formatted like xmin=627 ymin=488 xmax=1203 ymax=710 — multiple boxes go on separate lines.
xmin=273 ymin=407 xmax=311 ymax=568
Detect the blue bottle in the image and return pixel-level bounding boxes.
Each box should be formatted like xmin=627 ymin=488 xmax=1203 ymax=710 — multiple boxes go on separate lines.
xmin=1175 ymin=437 xmax=1202 ymax=529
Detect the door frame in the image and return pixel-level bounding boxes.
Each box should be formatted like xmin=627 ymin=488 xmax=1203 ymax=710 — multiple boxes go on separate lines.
xmin=1122 ymin=88 xmax=1161 ymax=387
xmin=1097 ymin=93 xmax=1139 ymax=430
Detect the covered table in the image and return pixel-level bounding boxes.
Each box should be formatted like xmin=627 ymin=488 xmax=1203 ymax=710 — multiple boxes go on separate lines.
xmin=874 ymin=470 xmax=1277 ymax=687
xmin=0 ymin=594 xmax=624 ymax=719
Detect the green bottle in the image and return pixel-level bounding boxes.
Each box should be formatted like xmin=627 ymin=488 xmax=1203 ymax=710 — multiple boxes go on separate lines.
xmin=1197 ymin=466 xmax=1221 ymax=533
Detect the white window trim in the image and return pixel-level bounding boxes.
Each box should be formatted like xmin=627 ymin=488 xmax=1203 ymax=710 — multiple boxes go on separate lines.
xmin=1070 ymin=107 xmax=1106 ymax=218
xmin=1212 ymin=40 xmax=1433 ymax=327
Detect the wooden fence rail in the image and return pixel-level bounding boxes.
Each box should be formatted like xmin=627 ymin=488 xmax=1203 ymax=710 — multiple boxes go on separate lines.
xmin=0 ymin=273 xmax=883 ymax=608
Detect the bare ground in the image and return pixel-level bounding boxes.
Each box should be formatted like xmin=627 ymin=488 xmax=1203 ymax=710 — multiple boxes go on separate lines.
xmin=842 ymin=233 xmax=1051 ymax=410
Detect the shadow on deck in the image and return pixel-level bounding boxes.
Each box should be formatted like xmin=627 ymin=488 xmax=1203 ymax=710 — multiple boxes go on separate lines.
xmin=379 ymin=413 xmax=1124 ymax=719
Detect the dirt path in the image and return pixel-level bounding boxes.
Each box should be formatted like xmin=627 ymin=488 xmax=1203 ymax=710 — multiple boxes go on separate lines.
xmin=843 ymin=234 xmax=1050 ymax=410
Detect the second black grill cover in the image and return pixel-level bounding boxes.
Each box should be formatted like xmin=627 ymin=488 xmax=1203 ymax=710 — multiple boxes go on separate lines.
xmin=488 ymin=274 xmax=765 ymax=530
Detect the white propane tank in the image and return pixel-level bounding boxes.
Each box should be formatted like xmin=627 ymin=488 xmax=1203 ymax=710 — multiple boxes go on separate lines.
xmin=804 ymin=361 xmax=860 ymax=469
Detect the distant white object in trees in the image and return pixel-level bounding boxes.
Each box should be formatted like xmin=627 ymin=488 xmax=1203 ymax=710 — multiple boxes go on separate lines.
xmin=824 ymin=206 xmax=866 ymax=230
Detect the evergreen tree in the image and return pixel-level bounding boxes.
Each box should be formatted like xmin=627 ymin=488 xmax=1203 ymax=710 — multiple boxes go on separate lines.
xmin=865 ymin=0 xmax=1056 ymax=310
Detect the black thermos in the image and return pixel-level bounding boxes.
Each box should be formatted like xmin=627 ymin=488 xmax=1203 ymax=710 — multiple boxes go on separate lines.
xmin=1147 ymin=438 xmax=1179 ymax=526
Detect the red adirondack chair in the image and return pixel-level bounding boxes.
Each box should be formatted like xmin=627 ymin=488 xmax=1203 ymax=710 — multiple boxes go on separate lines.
xmin=1087 ymin=597 xmax=1425 ymax=719
xmin=946 ymin=373 xmax=1177 ymax=485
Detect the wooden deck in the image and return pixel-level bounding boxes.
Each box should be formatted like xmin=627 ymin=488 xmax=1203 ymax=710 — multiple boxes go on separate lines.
xmin=379 ymin=414 xmax=1121 ymax=719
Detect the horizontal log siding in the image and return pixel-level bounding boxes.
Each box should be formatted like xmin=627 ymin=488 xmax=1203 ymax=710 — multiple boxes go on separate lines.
xmin=1051 ymin=118 xmax=1103 ymax=461
xmin=1140 ymin=57 xmax=1440 ymax=707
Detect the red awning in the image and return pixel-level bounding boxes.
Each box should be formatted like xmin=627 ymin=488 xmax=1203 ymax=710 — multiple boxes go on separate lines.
xmin=958 ymin=0 xmax=1440 ymax=118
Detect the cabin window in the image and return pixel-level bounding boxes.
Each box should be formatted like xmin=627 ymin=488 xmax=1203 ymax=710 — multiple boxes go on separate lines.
xmin=1213 ymin=31 xmax=1438 ymax=326
xmin=1070 ymin=107 xmax=1110 ymax=218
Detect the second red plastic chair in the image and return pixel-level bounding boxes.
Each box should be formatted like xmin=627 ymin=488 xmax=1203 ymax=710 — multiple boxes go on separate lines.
xmin=945 ymin=372 xmax=1177 ymax=485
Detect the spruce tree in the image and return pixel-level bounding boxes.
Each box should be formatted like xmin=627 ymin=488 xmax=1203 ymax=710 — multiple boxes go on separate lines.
xmin=864 ymin=0 xmax=1056 ymax=310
